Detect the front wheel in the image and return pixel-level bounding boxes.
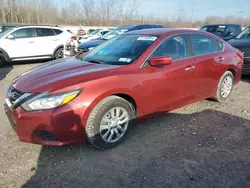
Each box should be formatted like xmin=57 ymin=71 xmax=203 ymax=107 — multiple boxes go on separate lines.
xmin=86 ymin=96 xmax=136 ymax=149
xmin=0 ymin=56 xmax=6 ymax=67
xmin=213 ymin=71 xmax=234 ymax=102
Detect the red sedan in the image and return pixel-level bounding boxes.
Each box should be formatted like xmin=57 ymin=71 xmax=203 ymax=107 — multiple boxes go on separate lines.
xmin=4 ymin=29 xmax=243 ymax=149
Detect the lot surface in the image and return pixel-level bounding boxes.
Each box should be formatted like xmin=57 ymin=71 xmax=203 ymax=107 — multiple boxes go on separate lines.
xmin=0 ymin=62 xmax=250 ymax=188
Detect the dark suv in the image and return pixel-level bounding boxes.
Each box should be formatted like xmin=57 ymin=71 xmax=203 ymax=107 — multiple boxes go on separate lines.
xmin=200 ymin=24 xmax=242 ymax=41
xmin=228 ymin=26 xmax=250 ymax=75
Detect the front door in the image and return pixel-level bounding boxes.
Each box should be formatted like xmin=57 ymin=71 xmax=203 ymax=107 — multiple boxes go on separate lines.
xmin=139 ymin=34 xmax=197 ymax=114
xmin=5 ymin=28 xmax=36 ymax=59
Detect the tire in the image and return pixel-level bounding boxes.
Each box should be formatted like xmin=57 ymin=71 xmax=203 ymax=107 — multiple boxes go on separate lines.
xmin=213 ymin=71 xmax=234 ymax=102
xmin=0 ymin=56 xmax=6 ymax=67
xmin=86 ymin=96 xmax=136 ymax=149
xmin=54 ymin=47 xmax=64 ymax=59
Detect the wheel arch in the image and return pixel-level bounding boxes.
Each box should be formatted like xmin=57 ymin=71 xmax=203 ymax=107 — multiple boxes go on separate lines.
xmin=226 ymin=67 xmax=237 ymax=84
xmin=0 ymin=47 xmax=10 ymax=62
xmin=82 ymin=89 xmax=139 ymax=125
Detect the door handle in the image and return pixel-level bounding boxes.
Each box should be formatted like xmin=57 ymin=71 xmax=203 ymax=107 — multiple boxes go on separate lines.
xmin=185 ymin=66 xmax=196 ymax=71
xmin=53 ymin=39 xmax=59 ymax=41
xmin=215 ymin=56 xmax=224 ymax=63
xmin=28 ymin=41 xmax=34 ymax=43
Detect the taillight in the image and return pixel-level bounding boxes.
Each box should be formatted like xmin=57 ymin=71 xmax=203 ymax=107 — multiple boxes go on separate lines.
xmin=236 ymin=51 xmax=244 ymax=59
xmin=71 ymin=36 xmax=77 ymax=40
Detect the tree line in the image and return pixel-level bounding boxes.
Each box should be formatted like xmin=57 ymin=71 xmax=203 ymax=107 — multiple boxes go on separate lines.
xmin=1 ymin=0 xmax=250 ymax=28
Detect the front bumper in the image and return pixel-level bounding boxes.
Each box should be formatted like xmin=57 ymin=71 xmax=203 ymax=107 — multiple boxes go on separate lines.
xmin=4 ymin=102 xmax=88 ymax=146
xmin=243 ymin=58 xmax=250 ymax=75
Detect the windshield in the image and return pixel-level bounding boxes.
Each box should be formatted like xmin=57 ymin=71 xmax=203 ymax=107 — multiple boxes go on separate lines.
xmin=0 ymin=28 xmax=14 ymax=38
xmin=82 ymin=34 xmax=158 ymax=65
xmin=89 ymin=29 xmax=102 ymax=35
xmin=236 ymin=27 xmax=250 ymax=39
xmin=99 ymin=28 xmax=130 ymax=40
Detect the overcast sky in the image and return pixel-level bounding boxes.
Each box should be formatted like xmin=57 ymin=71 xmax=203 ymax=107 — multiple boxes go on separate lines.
xmin=138 ymin=0 xmax=250 ymax=20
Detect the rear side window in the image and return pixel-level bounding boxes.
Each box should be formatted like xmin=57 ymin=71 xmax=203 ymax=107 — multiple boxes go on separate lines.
xmin=53 ymin=29 xmax=63 ymax=35
xmin=151 ymin=34 xmax=190 ymax=61
xmin=101 ymin=31 xmax=109 ymax=35
xmin=216 ymin=40 xmax=224 ymax=51
xmin=36 ymin=28 xmax=55 ymax=37
xmin=11 ymin=28 xmax=34 ymax=39
xmin=191 ymin=34 xmax=217 ymax=56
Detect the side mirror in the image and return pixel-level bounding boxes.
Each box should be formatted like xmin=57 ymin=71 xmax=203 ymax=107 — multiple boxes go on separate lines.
xmin=7 ymin=35 xmax=14 ymax=39
xmin=148 ymin=56 xmax=172 ymax=66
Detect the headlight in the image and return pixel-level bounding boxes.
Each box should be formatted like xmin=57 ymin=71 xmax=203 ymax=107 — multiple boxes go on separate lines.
xmin=22 ymin=89 xmax=81 ymax=111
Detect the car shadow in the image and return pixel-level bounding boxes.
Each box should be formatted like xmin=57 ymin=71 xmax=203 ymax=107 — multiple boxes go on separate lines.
xmin=21 ymin=109 xmax=250 ymax=188
xmin=0 ymin=64 xmax=13 ymax=81
xmin=11 ymin=59 xmax=51 ymax=66
xmin=242 ymin=75 xmax=250 ymax=84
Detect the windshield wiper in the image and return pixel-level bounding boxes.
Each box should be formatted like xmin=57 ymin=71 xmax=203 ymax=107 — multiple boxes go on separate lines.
xmin=86 ymin=59 xmax=103 ymax=64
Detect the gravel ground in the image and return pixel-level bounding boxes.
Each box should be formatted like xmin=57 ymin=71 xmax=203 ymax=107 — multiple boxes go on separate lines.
xmin=0 ymin=62 xmax=250 ymax=188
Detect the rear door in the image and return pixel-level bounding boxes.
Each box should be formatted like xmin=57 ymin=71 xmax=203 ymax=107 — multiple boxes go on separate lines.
xmin=33 ymin=28 xmax=58 ymax=56
xmin=191 ymin=33 xmax=225 ymax=98
xmin=140 ymin=34 xmax=196 ymax=113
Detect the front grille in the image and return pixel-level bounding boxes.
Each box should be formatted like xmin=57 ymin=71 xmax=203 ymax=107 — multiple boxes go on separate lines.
xmin=33 ymin=130 xmax=58 ymax=141
xmin=8 ymin=87 xmax=23 ymax=104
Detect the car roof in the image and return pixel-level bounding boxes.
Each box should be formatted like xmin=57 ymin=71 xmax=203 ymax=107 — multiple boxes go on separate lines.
xmin=1 ymin=24 xmax=60 ymax=28
xmin=124 ymin=28 xmax=206 ymax=36
xmin=10 ymin=25 xmax=64 ymax=30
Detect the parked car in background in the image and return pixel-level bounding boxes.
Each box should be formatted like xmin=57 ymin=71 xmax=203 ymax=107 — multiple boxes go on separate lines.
xmin=64 ymin=29 xmax=111 ymax=58
xmin=0 ymin=25 xmax=74 ymax=66
xmin=200 ymin=24 xmax=242 ymax=41
xmin=79 ymin=29 xmax=110 ymax=43
xmin=4 ymin=28 xmax=243 ymax=149
xmin=78 ymin=24 xmax=165 ymax=54
xmin=228 ymin=26 xmax=250 ymax=74
xmin=87 ymin=29 xmax=96 ymax=34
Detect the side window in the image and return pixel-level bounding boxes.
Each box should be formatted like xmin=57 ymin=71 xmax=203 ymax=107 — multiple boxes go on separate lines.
xmin=216 ymin=40 xmax=224 ymax=51
xmin=151 ymin=34 xmax=190 ymax=61
xmin=11 ymin=28 xmax=34 ymax=39
xmin=101 ymin=31 xmax=109 ymax=35
xmin=36 ymin=28 xmax=55 ymax=37
xmin=53 ymin=29 xmax=63 ymax=35
xmin=191 ymin=34 xmax=217 ymax=56
xmin=225 ymin=26 xmax=236 ymax=36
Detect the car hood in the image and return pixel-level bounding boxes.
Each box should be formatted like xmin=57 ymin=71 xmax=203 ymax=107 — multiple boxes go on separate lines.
xmin=228 ymin=39 xmax=250 ymax=48
xmin=79 ymin=39 xmax=105 ymax=49
xmin=12 ymin=58 xmax=119 ymax=93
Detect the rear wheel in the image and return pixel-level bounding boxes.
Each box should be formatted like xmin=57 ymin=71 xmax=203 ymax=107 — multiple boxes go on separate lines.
xmin=213 ymin=71 xmax=234 ymax=102
xmin=54 ymin=47 xmax=64 ymax=59
xmin=85 ymin=96 xmax=136 ymax=149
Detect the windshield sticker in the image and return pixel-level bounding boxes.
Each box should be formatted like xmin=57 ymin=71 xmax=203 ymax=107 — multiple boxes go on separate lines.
xmin=126 ymin=58 xmax=131 ymax=63
xmin=137 ymin=36 xmax=157 ymax=41
xmin=119 ymin=58 xmax=128 ymax=62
